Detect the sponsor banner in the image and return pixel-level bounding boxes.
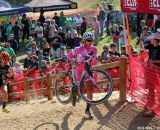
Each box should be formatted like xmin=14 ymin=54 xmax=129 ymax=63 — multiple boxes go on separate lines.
xmin=121 ymin=0 xmax=160 ymax=15
xmin=33 ymin=3 xmax=77 ymax=12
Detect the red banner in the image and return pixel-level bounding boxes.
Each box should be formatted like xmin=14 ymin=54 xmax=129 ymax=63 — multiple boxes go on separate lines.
xmin=121 ymin=0 xmax=160 ymax=15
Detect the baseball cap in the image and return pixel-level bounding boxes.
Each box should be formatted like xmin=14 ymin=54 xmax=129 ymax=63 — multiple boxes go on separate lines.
xmin=147 ymin=33 xmax=160 ymax=40
xmin=157 ymin=28 xmax=160 ymax=33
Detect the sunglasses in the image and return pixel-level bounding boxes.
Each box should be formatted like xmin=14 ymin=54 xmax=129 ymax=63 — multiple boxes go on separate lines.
xmin=86 ymin=39 xmax=93 ymax=42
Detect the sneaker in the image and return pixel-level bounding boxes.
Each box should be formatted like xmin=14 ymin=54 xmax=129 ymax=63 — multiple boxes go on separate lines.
xmin=2 ymin=108 xmax=10 ymax=113
xmin=85 ymin=110 xmax=94 ymax=119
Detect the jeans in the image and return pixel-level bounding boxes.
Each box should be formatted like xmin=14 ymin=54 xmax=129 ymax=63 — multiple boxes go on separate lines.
xmin=99 ymin=20 xmax=105 ymax=36
xmin=105 ymin=20 xmax=110 ymax=36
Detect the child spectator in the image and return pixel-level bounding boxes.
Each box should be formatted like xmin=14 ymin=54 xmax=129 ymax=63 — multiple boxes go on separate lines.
xmin=59 ymin=46 xmax=66 ymax=58
xmin=112 ymin=24 xmax=119 ymax=51
xmin=13 ymin=62 xmax=24 ymax=73
xmin=119 ymin=25 xmax=127 ymax=47
xmin=139 ymin=26 xmax=150 ymax=46
xmin=28 ymin=41 xmax=39 ymax=55
xmin=121 ymin=45 xmax=127 ymax=57
xmin=25 ymin=36 xmax=33 ymax=52
xmin=101 ymin=44 xmax=109 ymax=63
xmin=109 ymin=43 xmax=120 ymax=62
xmin=43 ymin=42 xmax=51 ymax=62
xmin=24 ymin=51 xmax=32 ymax=69
xmin=92 ymin=16 xmax=99 ymax=45
xmin=27 ymin=55 xmax=39 ymax=71
xmin=40 ymin=60 xmax=48 ymax=69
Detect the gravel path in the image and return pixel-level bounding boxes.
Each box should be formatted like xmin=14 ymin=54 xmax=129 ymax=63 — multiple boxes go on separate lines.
xmin=0 ymin=96 xmax=160 ymax=130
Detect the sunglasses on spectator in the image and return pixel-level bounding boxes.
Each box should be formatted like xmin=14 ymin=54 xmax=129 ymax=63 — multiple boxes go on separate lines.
xmin=86 ymin=39 xmax=93 ymax=42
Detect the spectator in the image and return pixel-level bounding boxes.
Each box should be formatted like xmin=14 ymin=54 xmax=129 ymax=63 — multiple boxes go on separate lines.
xmin=121 ymin=45 xmax=127 ymax=57
xmin=58 ymin=27 xmax=66 ymax=45
xmin=5 ymin=42 xmax=16 ymax=66
xmin=146 ymin=14 xmax=154 ymax=29
xmin=51 ymin=38 xmax=61 ymax=59
xmin=53 ymin=12 xmax=59 ymax=26
xmin=8 ymin=34 xmax=18 ymax=54
xmin=28 ymin=41 xmax=39 ymax=55
xmin=73 ymin=31 xmax=81 ymax=49
xmin=0 ymin=22 xmax=7 ymax=42
xmin=66 ymin=26 xmax=74 ymax=49
xmin=24 ymin=51 xmax=32 ymax=69
xmin=50 ymin=19 xmax=58 ymax=30
xmin=101 ymin=44 xmax=109 ymax=63
xmin=98 ymin=6 xmax=106 ymax=36
xmin=105 ymin=7 xmax=111 ymax=36
xmin=92 ymin=16 xmax=99 ymax=45
xmin=38 ymin=11 xmax=45 ymax=26
xmin=13 ymin=62 xmax=24 ymax=73
xmin=154 ymin=15 xmax=160 ymax=32
xmin=59 ymin=11 xmax=67 ymax=33
xmin=48 ymin=25 xmax=57 ymax=41
xmin=59 ymin=46 xmax=66 ymax=58
xmin=25 ymin=36 xmax=33 ymax=52
xmin=43 ymin=42 xmax=51 ymax=62
xmin=11 ymin=21 xmax=20 ymax=48
xmin=109 ymin=43 xmax=120 ymax=62
xmin=35 ymin=22 xmax=43 ymax=48
xmin=139 ymin=33 xmax=160 ymax=66
xmin=139 ymin=26 xmax=150 ymax=46
xmin=40 ymin=60 xmax=48 ymax=69
xmin=119 ymin=25 xmax=127 ymax=47
xmin=75 ymin=14 xmax=83 ymax=35
xmin=6 ymin=22 xmax=13 ymax=40
xmin=81 ymin=16 xmax=87 ymax=36
xmin=21 ymin=14 xmax=30 ymax=41
xmin=112 ymin=24 xmax=119 ymax=51
xmin=27 ymin=55 xmax=39 ymax=72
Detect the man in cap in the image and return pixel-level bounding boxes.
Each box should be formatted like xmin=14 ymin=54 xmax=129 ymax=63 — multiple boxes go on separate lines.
xmin=141 ymin=32 xmax=160 ymax=66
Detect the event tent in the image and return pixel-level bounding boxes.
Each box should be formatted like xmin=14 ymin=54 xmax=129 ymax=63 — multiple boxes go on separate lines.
xmin=25 ymin=0 xmax=77 ymax=12
xmin=0 ymin=7 xmax=31 ymax=16
xmin=0 ymin=0 xmax=77 ymax=16
xmin=0 ymin=0 xmax=31 ymax=16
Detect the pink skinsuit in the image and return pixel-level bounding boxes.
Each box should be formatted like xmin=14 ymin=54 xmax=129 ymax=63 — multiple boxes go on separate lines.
xmin=67 ymin=45 xmax=97 ymax=82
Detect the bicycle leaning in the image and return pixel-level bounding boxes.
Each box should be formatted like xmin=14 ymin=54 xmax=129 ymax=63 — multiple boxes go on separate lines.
xmin=54 ymin=52 xmax=113 ymax=106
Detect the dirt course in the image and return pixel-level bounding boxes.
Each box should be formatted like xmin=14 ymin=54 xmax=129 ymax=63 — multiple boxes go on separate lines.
xmin=0 ymin=95 xmax=160 ymax=130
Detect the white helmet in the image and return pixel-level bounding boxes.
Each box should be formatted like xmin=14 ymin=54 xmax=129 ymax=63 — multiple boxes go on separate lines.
xmin=83 ymin=32 xmax=94 ymax=40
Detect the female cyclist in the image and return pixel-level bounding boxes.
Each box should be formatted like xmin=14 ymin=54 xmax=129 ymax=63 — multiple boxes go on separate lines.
xmin=0 ymin=51 xmax=14 ymax=113
xmin=67 ymin=32 xmax=97 ymax=118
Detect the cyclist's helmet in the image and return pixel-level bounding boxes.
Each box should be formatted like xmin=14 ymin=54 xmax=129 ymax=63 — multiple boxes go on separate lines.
xmin=83 ymin=32 xmax=94 ymax=40
xmin=0 ymin=51 xmax=11 ymax=63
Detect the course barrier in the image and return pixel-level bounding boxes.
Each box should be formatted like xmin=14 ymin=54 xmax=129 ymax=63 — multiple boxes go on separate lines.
xmin=128 ymin=52 xmax=160 ymax=116
xmin=6 ymin=57 xmax=127 ymax=102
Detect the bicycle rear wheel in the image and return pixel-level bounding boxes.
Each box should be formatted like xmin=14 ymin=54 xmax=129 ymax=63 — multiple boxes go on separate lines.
xmin=79 ymin=69 xmax=113 ymax=105
xmin=54 ymin=72 xmax=73 ymax=104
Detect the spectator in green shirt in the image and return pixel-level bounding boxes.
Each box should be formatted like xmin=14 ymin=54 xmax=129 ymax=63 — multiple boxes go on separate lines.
xmin=6 ymin=22 xmax=13 ymax=40
xmin=59 ymin=11 xmax=67 ymax=33
xmin=5 ymin=42 xmax=16 ymax=66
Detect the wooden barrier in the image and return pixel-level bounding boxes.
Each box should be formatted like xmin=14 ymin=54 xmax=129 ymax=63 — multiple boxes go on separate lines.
xmin=9 ymin=57 xmax=128 ymax=102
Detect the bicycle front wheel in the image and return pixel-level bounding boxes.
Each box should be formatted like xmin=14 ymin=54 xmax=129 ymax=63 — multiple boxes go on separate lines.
xmin=54 ymin=72 xmax=73 ymax=104
xmin=79 ymin=69 xmax=113 ymax=105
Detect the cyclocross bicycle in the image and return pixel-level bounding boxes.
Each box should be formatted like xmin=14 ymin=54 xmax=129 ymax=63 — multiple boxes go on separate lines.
xmin=54 ymin=53 xmax=113 ymax=105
